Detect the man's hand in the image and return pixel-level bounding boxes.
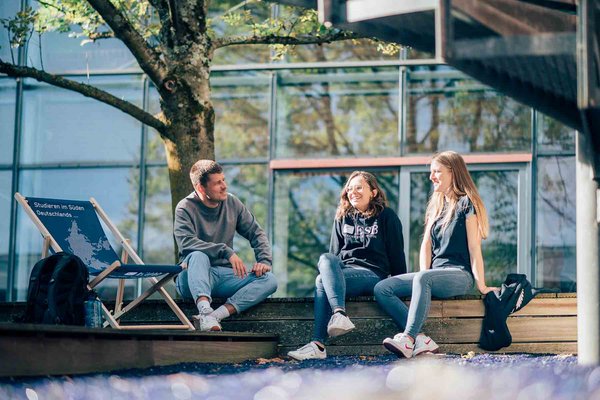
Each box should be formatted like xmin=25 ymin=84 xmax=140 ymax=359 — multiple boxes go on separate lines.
xmin=229 ymin=253 xmax=247 ymax=278
xmin=252 ymin=262 xmax=271 ymax=277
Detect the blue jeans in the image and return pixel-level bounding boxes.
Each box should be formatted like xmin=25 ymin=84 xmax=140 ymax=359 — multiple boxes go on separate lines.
xmin=313 ymin=253 xmax=384 ymax=343
xmin=175 ymin=251 xmax=278 ymax=313
xmin=374 ymin=268 xmax=473 ymax=338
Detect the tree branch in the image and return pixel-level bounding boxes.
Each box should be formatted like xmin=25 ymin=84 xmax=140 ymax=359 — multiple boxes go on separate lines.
xmin=0 ymin=60 xmax=171 ymax=138
xmin=213 ymin=31 xmax=363 ymax=49
xmin=147 ymin=0 xmax=173 ymax=48
xmin=86 ymin=0 xmax=168 ymax=91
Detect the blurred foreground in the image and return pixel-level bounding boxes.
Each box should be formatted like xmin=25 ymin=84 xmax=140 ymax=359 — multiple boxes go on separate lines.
xmin=1 ymin=353 xmax=597 ymax=400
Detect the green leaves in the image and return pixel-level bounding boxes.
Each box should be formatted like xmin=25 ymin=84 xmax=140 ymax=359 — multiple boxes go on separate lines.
xmin=0 ymin=6 xmax=36 ymax=49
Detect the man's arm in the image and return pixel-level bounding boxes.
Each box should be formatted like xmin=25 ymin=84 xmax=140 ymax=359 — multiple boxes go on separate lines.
xmin=174 ymin=206 xmax=235 ymax=262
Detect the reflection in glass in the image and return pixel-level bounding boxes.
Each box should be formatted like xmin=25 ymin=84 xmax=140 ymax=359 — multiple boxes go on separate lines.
xmin=0 ymin=79 xmax=16 ymax=163
xmin=409 ymin=170 xmax=518 ymax=287
xmin=21 ymin=76 xmax=143 ymax=164
xmin=0 ymin=172 xmax=11 ymax=300
xmin=405 ymin=66 xmax=531 ymax=154
xmin=213 ymin=73 xmax=271 ymax=160
xmin=537 ymin=113 xmax=575 ymax=153
xmin=15 ymin=168 xmax=138 ymax=300
xmin=276 ymin=68 xmax=399 ymax=158
xmin=536 ymin=156 xmax=576 ymax=291
xmin=274 ymin=170 xmax=399 ymax=297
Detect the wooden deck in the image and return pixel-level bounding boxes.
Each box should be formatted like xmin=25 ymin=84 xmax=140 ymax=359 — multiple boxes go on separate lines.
xmin=0 ymin=293 xmax=577 ymax=376
xmin=0 ymin=323 xmax=278 ymax=377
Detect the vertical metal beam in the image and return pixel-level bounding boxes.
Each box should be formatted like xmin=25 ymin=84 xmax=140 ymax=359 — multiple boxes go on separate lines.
xmin=576 ymin=128 xmax=600 ymax=365
xmin=135 ymin=75 xmax=150 ymax=297
xmin=529 ymin=110 xmax=538 ymax=284
xmin=6 ymin=0 xmax=29 ymax=301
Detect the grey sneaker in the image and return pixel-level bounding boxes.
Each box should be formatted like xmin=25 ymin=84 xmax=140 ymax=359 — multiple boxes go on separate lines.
xmin=383 ymin=333 xmax=414 ymax=358
xmin=413 ymin=334 xmax=439 ymax=356
xmin=192 ymin=314 xmax=222 ymax=332
xmin=327 ymin=312 xmax=356 ymax=337
xmin=288 ymin=342 xmax=327 ymax=361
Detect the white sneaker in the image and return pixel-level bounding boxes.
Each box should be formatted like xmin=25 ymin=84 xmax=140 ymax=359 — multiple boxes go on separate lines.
xmin=288 ymin=342 xmax=327 ymax=361
xmin=327 ymin=312 xmax=356 ymax=337
xmin=383 ymin=333 xmax=414 ymax=358
xmin=193 ymin=314 xmax=222 ymax=332
xmin=413 ymin=334 xmax=439 ymax=356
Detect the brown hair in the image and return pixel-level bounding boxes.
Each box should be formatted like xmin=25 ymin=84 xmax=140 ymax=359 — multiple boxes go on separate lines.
xmin=189 ymin=160 xmax=223 ymax=187
xmin=335 ymin=171 xmax=388 ymax=219
xmin=425 ymin=151 xmax=489 ymax=239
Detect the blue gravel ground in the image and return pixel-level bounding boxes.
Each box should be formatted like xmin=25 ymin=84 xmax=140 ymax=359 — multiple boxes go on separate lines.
xmin=1 ymin=353 xmax=598 ymax=400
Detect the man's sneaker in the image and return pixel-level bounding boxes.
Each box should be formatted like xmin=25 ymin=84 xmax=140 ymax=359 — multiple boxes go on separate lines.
xmin=383 ymin=333 xmax=414 ymax=358
xmin=288 ymin=342 xmax=327 ymax=361
xmin=413 ymin=334 xmax=439 ymax=356
xmin=327 ymin=312 xmax=356 ymax=337
xmin=192 ymin=314 xmax=222 ymax=332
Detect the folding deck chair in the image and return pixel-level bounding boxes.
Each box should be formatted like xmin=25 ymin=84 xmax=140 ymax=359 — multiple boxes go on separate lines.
xmin=15 ymin=193 xmax=194 ymax=330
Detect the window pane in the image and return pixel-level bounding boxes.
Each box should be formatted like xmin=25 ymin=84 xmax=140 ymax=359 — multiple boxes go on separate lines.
xmin=28 ymin=33 xmax=138 ymax=74
xmin=0 ymin=79 xmax=15 ymax=164
xmin=409 ymin=170 xmax=518 ymax=286
xmin=536 ymin=156 xmax=576 ymax=291
xmin=276 ymin=68 xmax=399 ymax=158
xmin=537 ymin=113 xmax=575 ymax=153
xmin=0 ymin=171 xmax=11 ymax=300
xmin=21 ymin=76 xmax=143 ymax=164
xmin=405 ymin=66 xmax=531 ymax=154
xmin=213 ymin=73 xmax=271 ymax=160
xmin=15 ymin=168 xmax=139 ymax=300
xmin=274 ymin=170 xmax=399 ymax=297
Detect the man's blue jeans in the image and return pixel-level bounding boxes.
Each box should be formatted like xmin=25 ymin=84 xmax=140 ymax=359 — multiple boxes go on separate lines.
xmin=175 ymin=251 xmax=278 ymax=313
xmin=374 ymin=268 xmax=473 ymax=338
xmin=313 ymin=253 xmax=384 ymax=343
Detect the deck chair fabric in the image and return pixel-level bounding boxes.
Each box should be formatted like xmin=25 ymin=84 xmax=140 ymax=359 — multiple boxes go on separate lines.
xmin=16 ymin=193 xmax=194 ymax=331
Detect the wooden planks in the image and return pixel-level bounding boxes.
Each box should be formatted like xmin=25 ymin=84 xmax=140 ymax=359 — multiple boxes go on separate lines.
xmin=0 ymin=294 xmax=578 ymax=360
xmin=0 ymin=323 xmax=278 ymax=377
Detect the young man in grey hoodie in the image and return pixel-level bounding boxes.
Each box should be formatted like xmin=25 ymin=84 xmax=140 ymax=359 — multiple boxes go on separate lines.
xmin=174 ymin=159 xmax=278 ymax=331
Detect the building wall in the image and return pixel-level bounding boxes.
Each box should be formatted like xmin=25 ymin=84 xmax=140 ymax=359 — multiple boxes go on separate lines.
xmin=0 ymin=3 xmax=576 ymax=301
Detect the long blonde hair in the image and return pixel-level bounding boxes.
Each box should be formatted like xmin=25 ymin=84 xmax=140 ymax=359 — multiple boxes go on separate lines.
xmin=425 ymin=151 xmax=489 ymax=239
xmin=335 ymin=171 xmax=388 ymax=219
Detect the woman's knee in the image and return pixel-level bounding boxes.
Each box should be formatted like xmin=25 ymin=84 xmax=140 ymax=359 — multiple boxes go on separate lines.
xmin=317 ymin=252 xmax=339 ymax=272
xmin=374 ymin=279 xmax=394 ymax=299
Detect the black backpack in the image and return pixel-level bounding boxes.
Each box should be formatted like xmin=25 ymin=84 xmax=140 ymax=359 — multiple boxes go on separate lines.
xmin=19 ymin=252 xmax=91 ymax=325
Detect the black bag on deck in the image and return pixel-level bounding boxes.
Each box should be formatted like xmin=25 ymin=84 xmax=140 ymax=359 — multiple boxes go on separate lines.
xmin=19 ymin=252 xmax=91 ymax=325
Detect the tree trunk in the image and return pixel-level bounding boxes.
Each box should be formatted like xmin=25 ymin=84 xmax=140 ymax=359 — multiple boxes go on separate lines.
xmin=163 ymin=103 xmax=215 ymax=214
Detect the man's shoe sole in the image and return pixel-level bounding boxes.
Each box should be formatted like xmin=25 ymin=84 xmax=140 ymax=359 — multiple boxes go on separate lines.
xmin=383 ymin=338 xmax=413 ymax=358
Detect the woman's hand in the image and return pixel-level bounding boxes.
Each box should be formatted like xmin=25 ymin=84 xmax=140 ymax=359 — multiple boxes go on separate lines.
xmin=478 ymin=285 xmax=499 ymax=295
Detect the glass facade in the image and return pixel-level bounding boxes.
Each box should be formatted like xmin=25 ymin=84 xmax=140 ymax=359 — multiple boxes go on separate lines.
xmin=0 ymin=4 xmax=577 ymax=302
